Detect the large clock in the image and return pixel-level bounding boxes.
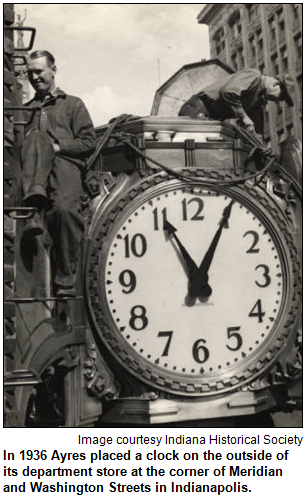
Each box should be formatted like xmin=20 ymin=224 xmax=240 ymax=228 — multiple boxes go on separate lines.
xmin=86 ymin=170 xmax=300 ymax=396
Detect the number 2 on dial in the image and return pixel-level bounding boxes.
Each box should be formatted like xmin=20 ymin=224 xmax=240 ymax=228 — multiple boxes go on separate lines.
xmin=244 ymin=230 xmax=260 ymax=253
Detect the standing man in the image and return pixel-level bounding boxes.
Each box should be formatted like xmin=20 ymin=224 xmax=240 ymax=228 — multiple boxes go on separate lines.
xmin=179 ymin=68 xmax=295 ymax=135
xmin=22 ymin=50 xmax=96 ymax=297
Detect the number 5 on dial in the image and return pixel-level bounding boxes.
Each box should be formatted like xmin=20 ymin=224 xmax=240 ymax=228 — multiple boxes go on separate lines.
xmin=226 ymin=327 xmax=242 ymax=351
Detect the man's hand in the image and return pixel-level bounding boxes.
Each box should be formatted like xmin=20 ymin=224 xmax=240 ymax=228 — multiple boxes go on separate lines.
xmin=53 ymin=143 xmax=60 ymax=153
xmin=108 ymin=114 xmax=140 ymax=124
xmin=196 ymin=112 xmax=208 ymax=120
xmin=240 ymin=115 xmax=255 ymax=133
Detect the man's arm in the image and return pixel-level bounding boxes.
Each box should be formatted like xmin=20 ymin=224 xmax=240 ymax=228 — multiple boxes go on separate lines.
xmin=220 ymin=69 xmax=262 ymax=130
xmin=56 ymin=98 xmax=96 ymax=157
xmin=178 ymin=95 xmax=208 ymax=118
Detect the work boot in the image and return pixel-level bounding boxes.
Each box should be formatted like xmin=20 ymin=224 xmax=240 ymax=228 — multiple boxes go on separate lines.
xmin=23 ymin=185 xmax=47 ymax=205
xmin=22 ymin=211 xmax=44 ymax=238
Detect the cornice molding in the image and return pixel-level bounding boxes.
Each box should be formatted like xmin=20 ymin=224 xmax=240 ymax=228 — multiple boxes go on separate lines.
xmin=197 ymin=4 xmax=224 ymax=24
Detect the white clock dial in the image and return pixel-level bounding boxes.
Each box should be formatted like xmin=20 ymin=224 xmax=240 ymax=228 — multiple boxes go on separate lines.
xmin=102 ymin=184 xmax=284 ymax=377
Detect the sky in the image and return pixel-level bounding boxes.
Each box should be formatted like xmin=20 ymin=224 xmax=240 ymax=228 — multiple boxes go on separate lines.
xmin=16 ymin=3 xmax=210 ymax=126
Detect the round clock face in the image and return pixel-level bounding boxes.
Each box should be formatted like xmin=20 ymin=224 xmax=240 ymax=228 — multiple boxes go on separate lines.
xmin=88 ymin=176 xmax=296 ymax=395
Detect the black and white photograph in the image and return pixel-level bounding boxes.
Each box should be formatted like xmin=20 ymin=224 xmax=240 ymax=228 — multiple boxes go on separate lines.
xmin=4 ymin=3 xmax=302 ymax=430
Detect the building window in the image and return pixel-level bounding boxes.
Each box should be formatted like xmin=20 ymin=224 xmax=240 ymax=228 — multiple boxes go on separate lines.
xmin=271 ymin=53 xmax=279 ymax=76
xmin=246 ymin=3 xmax=260 ymax=22
xmin=259 ymin=63 xmax=265 ymax=74
xmin=264 ymin=137 xmax=271 ymax=150
xmin=280 ymin=46 xmax=288 ymax=71
xmin=238 ymin=46 xmax=244 ymax=69
xmin=297 ymin=75 xmax=302 ymax=101
xmin=277 ymin=7 xmax=285 ymax=35
xmin=268 ymin=16 xmax=276 ymax=41
xmin=231 ymin=52 xmax=238 ymax=70
xmin=248 ymin=5 xmax=255 ymax=23
xmin=294 ymin=33 xmax=302 ymax=59
xmin=213 ymin=28 xmax=226 ymax=56
xmin=256 ymin=28 xmax=264 ymax=59
xmin=249 ymin=36 xmax=256 ymax=65
xmin=291 ymin=4 xmax=299 ymax=20
xmin=286 ymin=124 xmax=293 ymax=136
xmin=228 ymin=10 xmax=242 ymax=40
xmin=277 ymin=128 xmax=285 ymax=144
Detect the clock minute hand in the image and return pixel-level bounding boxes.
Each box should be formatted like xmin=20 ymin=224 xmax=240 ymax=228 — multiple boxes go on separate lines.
xmin=164 ymin=220 xmax=198 ymax=277
xmin=200 ymin=200 xmax=235 ymax=271
xmin=189 ymin=200 xmax=235 ymax=298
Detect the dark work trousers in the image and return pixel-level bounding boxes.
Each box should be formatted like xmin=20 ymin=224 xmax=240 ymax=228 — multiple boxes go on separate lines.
xmin=21 ymin=130 xmax=54 ymax=200
xmin=21 ymin=130 xmax=84 ymax=288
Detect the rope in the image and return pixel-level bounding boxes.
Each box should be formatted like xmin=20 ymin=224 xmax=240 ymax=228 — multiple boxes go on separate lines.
xmin=86 ymin=116 xmax=124 ymax=173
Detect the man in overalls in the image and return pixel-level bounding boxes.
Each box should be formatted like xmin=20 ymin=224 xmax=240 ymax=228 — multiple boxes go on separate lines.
xmin=21 ymin=50 xmax=96 ymax=297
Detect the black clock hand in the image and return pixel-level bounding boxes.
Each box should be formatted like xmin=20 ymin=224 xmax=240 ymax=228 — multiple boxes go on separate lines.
xmin=189 ymin=200 xmax=235 ymax=298
xmin=164 ymin=220 xmax=198 ymax=277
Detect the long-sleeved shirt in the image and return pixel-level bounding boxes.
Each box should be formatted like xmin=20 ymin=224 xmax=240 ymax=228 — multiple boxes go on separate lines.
xmin=24 ymin=88 xmax=96 ymax=169
xmin=196 ymin=69 xmax=265 ymax=133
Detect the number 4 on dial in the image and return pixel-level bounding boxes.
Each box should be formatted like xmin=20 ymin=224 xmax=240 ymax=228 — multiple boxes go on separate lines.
xmin=248 ymin=299 xmax=265 ymax=323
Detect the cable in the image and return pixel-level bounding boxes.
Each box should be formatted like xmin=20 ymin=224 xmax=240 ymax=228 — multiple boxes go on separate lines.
xmin=230 ymin=123 xmax=302 ymax=199
xmin=88 ymin=119 xmax=302 ymax=199
xmin=116 ymin=134 xmax=274 ymax=188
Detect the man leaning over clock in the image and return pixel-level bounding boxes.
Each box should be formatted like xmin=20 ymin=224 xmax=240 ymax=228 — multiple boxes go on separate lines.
xmin=21 ymin=50 xmax=96 ymax=298
xmin=178 ymin=68 xmax=295 ymax=135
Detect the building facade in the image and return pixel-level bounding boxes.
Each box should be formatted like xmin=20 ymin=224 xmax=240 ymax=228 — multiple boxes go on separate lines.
xmin=15 ymin=10 xmax=31 ymax=102
xmin=197 ymin=4 xmax=302 ymax=152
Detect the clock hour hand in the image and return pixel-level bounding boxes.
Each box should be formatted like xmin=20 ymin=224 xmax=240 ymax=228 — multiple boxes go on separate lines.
xmin=189 ymin=200 xmax=235 ymax=298
xmin=164 ymin=220 xmax=198 ymax=278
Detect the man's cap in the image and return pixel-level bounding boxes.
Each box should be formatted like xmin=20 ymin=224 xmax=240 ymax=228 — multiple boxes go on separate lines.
xmin=278 ymin=74 xmax=295 ymax=107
